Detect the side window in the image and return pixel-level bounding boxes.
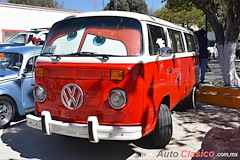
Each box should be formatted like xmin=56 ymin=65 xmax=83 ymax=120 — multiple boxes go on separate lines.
xmin=25 ymin=56 xmax=38 ymax=72
xmin=168 ymin=29 xmax=185 ymax=53
xmin=193 ymin=34 xmax=199 ymax=51
xmin=16 ymin=34 xmax=28 ymax=43
xmin=38 ymin=33 xmax=47 ymax=41
xmin=28 ymin=35 xmax=34 ymax=43
xmin=148 ymin=24 xmax=166 ymax=55
xmin=38 ymin=33 xmax=48 ymax=45
xmin=184 ymin=33 xmax=196 ymax=52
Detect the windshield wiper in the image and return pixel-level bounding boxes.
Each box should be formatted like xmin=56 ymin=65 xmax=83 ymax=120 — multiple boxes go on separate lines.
xmin=70 ymin=52 xmax=96 ymax=56
xmin=41 ymin=52 xmax=53 ymax=56
xmin=69 ymin=52 xmax=109 ymax=60
xmin=42 ymin=52 xmax=122 ymax=60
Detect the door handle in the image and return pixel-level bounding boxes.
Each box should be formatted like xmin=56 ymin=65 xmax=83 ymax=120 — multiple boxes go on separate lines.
xmin=169 ymin=69 xmax=174 ymax=73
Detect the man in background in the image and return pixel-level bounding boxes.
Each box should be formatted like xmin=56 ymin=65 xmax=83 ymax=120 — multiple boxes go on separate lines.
xmin=196 ymin=30 xmax=209 ymax=83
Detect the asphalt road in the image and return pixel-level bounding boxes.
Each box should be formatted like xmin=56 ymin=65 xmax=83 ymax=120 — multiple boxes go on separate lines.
xmin=0 ymin=103 xmax=239 ymax=160
xmin=0 ymin=60 xmax=239 ymax=160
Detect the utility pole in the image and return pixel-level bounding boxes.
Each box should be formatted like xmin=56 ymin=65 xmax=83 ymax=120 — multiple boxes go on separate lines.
xmin=102 ymin=0 xmax=105 ymax=10
xmin=114 ymin=0 xmax=117 ymax=10
xmin=94 ymin=0 xmax=96 ymax=11
xmin=151 ymin=0 xmax=155 ymax=15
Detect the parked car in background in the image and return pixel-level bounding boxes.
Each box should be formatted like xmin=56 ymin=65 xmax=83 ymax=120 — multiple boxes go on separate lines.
xmin=0 ymin=46 xmax=41 ymax=128
xmin=0 ymin=29 xmax=48 ymax=50
xmin=207 ymin=43 xmax=218 ymax=60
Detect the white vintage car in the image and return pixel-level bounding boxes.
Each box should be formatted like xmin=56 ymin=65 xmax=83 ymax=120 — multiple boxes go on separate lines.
xmin=207 ymin=43 xmax=218 ymax=60
xmin=0 ymin=29 xmax=48 ymax=50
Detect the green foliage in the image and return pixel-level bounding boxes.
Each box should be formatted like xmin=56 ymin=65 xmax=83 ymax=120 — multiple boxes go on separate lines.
xmin=104 ymin=0 xmax=129 ymax=11
xmin=104 ymin=0 xmax=148 ymax=14
xmin=161 ymin=0 xmax=227 ymax=29
xmin=161 ymin=0 xmax=240 ymax=43
xmin=154 ymin=6 xmax=205 ymax=29
xmin=7 ymin=0 xmax=63 ymax=9
xmin=162 ymin=0 xmax=193 ymax=11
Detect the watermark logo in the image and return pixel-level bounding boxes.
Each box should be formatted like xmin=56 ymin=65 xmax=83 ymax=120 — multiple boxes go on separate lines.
xmin=154 ymin=150 xmax=238 ymax=158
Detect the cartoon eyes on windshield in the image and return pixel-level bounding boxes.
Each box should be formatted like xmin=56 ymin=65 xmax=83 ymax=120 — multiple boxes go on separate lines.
xmin=51 ymin=28 xmax=86 ymax=55
xmin=67 ymin=31 xmax=77 ymax=41
xmin=67 ymin=31 xmax=106 ymax=46
xmin=93 ymin=36 xmax=106 ymax=46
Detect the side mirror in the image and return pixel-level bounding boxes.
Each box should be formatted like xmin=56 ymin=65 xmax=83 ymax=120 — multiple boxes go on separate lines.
xmin=158 ymin=47 xmax=172 ymax=57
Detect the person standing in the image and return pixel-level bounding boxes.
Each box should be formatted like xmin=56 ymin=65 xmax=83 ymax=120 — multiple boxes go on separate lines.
xmin=196 ymin=30 xmax=209 ymax=83
xmin=236 ymin=40 xmax=240 ymax=59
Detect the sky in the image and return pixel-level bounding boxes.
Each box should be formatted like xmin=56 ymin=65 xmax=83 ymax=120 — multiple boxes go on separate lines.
xmin=1 ymin=0 xmax=165 ymax=12
xmin=61 ymin=0 xmax=165 ymax=12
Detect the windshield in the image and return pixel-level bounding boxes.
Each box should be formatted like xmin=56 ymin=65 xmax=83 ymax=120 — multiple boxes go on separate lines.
xmin=6 ymin=31 xmax=39 ymax=44
xmin=6 ymin=33 xmax=31 ymax=44
xmin=42 ymin=16 xmax=142 ymax=57
xmin=0 ymin=53 xmax=23 ymax=70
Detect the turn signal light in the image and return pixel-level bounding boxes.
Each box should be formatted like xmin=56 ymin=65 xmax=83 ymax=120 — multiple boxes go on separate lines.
xmin=35 ymin=67 xmax=44 ymax=77
xmin=110 ymin=69 xmax=124 ymax=81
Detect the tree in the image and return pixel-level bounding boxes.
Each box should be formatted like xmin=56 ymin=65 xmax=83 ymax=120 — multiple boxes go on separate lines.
xmin=154 ymin=6 xmax=205 ymax=30
xmin=104 ymin=0 xmax=148 ymax=14
xmin=8 ymin=0 xmax=64 ymax=9
xmin=163 ymin=0 xmax=240 ymax=87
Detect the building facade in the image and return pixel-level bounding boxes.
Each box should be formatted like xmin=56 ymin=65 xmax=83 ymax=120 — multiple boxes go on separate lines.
xmin=0 ymin=2 xmax=82 ymax=43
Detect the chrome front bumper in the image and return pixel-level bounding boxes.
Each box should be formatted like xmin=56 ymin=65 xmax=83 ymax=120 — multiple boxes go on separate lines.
xmin=26 ymin=111 xmax=142 ymax=143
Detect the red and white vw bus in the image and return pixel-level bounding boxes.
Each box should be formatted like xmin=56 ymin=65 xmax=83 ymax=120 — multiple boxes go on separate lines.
xmin=27 ymin=11 xmax=198 ymax=148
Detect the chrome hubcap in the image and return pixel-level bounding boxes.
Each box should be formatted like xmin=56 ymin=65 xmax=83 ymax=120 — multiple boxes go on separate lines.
xmin=0 ymin=103 xmax=12 ymax=125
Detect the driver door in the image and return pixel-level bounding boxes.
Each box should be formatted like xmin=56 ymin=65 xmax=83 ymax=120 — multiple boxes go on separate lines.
xmin=21 ymin=56 xmax=37 ymax=113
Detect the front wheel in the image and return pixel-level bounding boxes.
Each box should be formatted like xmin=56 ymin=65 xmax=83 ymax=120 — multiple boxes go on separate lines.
xmin=0 ymin=96 xmax=16 ymax=129
xmin=150 ymin=104 xmax=172 ymax=148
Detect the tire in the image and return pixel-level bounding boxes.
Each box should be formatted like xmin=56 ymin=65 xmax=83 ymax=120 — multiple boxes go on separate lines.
xmin=150 ymin=104 xmax=172 ymax=148
xmin=174 ymin=86 xmax=197 ymax=111
xmin=183 ymin=86 xmax=197 ymax=109
xmin=0 ymin=96 xmax=16 ymax=129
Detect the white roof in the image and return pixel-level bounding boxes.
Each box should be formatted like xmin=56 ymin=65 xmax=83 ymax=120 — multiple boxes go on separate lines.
xmin=68 ymin=11 xmax=190 ymax=33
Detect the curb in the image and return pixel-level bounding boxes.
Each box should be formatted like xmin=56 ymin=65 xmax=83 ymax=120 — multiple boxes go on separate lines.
xmin=196 ymin=86 xmax=240 ymax=109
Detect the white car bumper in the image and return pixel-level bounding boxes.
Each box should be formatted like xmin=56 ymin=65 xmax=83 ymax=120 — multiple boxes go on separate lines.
xmin=26 ymin=111 xmax=142 ymax=143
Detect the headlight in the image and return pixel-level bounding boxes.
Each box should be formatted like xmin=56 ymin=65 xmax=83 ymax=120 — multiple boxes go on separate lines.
xmin=33 ymin=85 xmax=46 ymax=102
xmin=108 ymin=89 xmax=127 ymax=109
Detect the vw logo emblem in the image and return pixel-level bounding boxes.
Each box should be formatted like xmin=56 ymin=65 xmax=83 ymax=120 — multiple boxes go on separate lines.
xmin=61 ymin=83 xmax=83 ymax=110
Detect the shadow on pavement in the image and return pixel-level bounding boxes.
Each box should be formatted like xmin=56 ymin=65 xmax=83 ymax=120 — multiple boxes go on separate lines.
xmin=1 ymin=103 xmax=239 ymax=160
xmin=169 ymin=103 xmax=239 ymax=151
xmin=1 ymin=121 xmax=137 ymax=160
xmin=174 ymin=103 xmax=239 ymax=130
